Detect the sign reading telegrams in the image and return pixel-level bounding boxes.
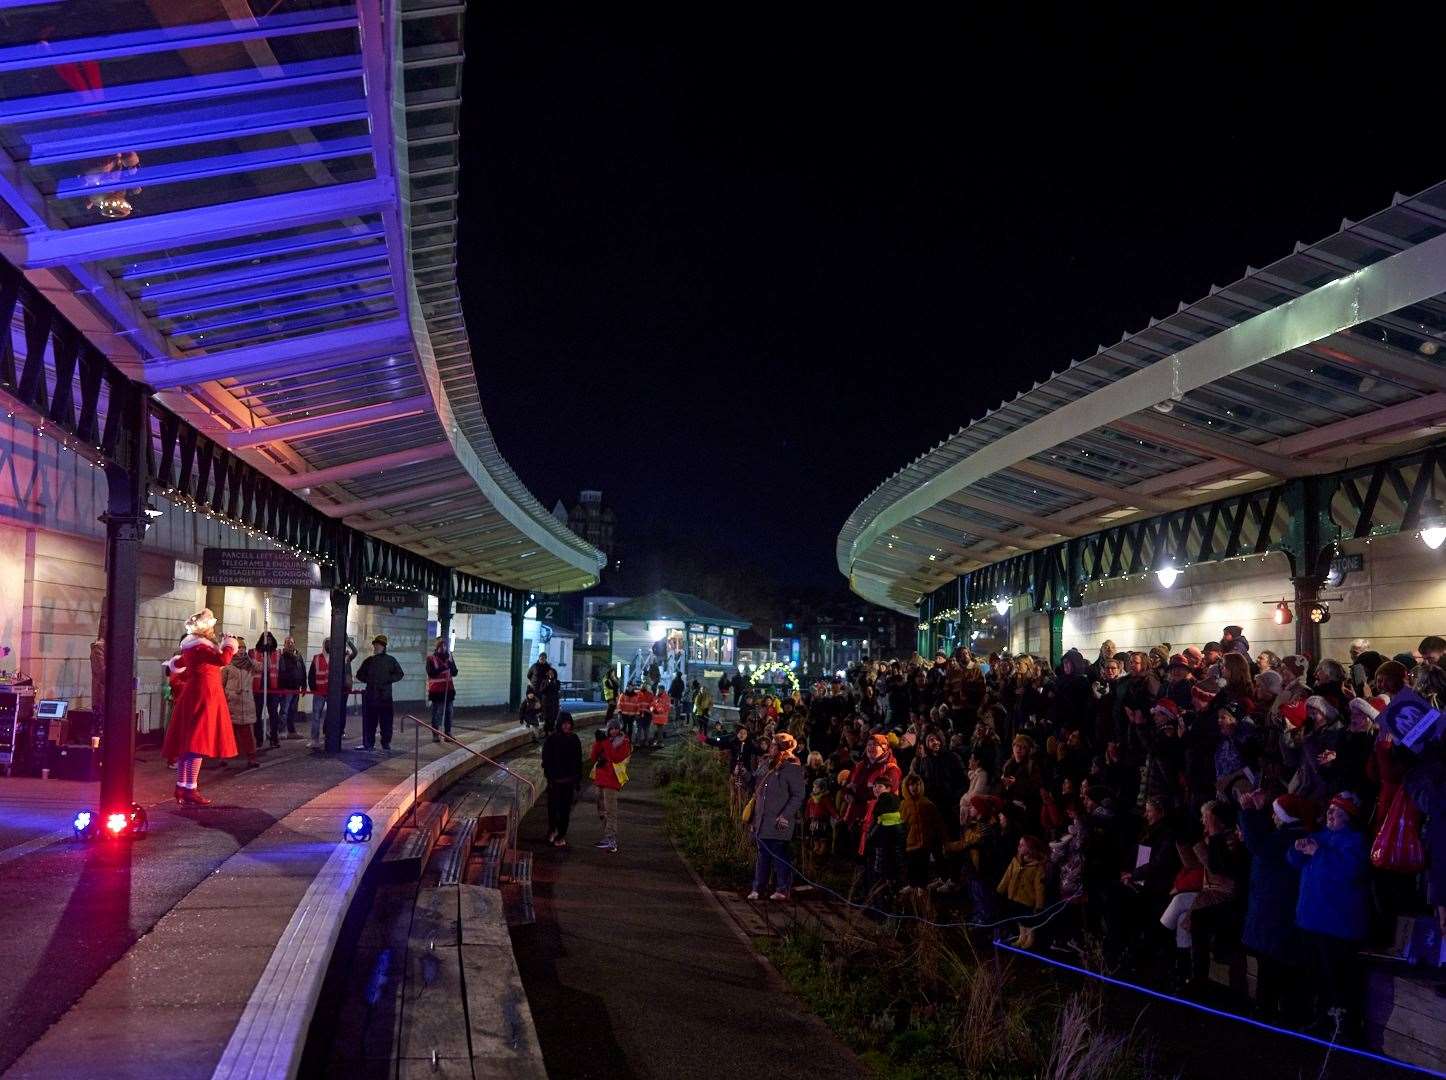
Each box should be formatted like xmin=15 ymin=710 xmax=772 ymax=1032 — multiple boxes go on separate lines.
xmin=202 ymin=548 xmax=332 ymax=588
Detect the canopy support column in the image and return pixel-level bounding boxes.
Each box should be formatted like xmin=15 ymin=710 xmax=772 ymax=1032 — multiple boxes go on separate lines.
xmin=509 ymin=591 xmax=526 ymax=711
xmin=97 ymin=386 xmax=148 ymax=816
xmin=324 ymin=589 xmax=350 ymax=753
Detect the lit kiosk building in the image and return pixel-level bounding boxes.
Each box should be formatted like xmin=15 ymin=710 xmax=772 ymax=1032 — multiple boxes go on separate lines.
xmin=593 ymin=590 xmax=749 ymax=687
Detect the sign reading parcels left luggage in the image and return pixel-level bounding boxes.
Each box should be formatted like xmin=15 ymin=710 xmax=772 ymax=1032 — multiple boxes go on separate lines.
xmin=202 ymin=548 xmax=334 ymax=588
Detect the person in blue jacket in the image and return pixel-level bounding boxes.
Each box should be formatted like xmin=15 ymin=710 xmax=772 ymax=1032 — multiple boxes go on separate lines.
xmin=1286 ymin=791 xmax=1370 ymax=1040
xmin=1238 ymin=790 xmax=1315 ymax=1023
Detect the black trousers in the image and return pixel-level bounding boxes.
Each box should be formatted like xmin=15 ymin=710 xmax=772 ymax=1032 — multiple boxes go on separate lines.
xmin=547 ymin=781 xmax=576 ymax=838
xmin=362 ymin=698 xmax=394 ymax=749
xmin=253 ymin=692 xmax=281 ymax=745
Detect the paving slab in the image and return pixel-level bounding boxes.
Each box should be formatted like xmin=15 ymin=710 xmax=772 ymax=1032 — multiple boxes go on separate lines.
xmin=0 ymin=707 xmax=519 ymax=1078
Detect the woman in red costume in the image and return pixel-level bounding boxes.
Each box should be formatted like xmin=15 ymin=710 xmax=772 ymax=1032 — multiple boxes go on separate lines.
xmin=161 ymin=609 xmax=238 ymax=805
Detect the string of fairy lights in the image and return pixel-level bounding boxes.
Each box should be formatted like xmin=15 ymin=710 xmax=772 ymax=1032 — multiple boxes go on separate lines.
xmin=0 ymin=408 xmax=431 ymax=598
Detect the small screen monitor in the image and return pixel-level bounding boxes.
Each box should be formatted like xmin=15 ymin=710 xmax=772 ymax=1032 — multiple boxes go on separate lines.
xmin=36 ymin=700 xmax=68 ymax=720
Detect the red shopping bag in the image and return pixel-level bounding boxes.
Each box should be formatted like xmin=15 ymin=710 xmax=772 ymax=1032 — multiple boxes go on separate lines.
xmin=1370 ymin=787 xmax=1425 ymax=874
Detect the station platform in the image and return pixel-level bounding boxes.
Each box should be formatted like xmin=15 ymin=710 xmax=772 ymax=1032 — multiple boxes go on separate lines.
xmin=0 ymin=705 xmax=525 ymax=1079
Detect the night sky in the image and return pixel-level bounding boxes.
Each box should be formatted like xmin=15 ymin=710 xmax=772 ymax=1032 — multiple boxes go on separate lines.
xmin=457 ymin=14 xmax=1439 ymax=593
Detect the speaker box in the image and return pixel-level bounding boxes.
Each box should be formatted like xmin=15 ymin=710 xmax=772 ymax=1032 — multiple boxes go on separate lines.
xmin=51 ymin=744 xmax=101 ymax=782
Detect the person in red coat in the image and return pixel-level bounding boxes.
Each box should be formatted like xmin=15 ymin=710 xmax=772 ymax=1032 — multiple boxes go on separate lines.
xmin=844 ymin=733 xmax=903 ymax=854
xmin=161 ymin=609 xmax=238 ymax=805
xmin=589 ymin=719 xmax=632 ymax=852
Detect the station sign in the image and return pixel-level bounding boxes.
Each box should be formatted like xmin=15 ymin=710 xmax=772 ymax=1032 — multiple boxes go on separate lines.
xmin=202 ymin=548 xmax=332 ymax=588
xmin=455 ymin=602 xmax=497 ymax=615
xmin=1329 ymin=553 xmax=1364 ymax=585
xmin=533 ymin=595 xmax=564 ymax=622
xmin=358 ymin=587 xmax=424 ymax=609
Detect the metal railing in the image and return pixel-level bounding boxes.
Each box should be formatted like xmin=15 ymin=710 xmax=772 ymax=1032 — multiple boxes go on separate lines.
xmin=404 ymin=714 xmax=536 ymax=854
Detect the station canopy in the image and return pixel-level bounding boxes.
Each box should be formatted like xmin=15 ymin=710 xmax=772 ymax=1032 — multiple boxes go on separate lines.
xmin=0 ymin=1 xmax=604 ymax=592
xmin=838 ymin=180 xmax=1446 ymax=614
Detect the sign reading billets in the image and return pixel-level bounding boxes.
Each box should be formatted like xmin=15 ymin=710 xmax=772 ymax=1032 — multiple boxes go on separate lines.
xmin=202 ymin=548 xmax=332 ymax=588
xmin=358 ymin=587 xmax=424 ymax=609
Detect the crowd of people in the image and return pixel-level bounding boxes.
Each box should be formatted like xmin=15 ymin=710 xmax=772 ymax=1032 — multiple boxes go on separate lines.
xmin=161 ymin=609 xmax=461 ymax=801
xmin=705 ymin=627 xmax=1446 ymax=1043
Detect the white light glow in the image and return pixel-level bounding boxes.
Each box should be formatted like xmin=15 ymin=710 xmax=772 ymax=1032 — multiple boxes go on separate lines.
xmin=993 ymin=598 xmax=1010 ymax=616
xmin=1155 ymin=564 xmax=1180 ymax=589
xmin=1424 ymin=526 xmax=1446 ymax=550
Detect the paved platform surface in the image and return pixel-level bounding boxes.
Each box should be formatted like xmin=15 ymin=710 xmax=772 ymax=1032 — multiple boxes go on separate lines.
xmin=508 ymin=740 xmax=867 ymax=1080
xmin=0 ymin=705 xmax=518 ymax=1078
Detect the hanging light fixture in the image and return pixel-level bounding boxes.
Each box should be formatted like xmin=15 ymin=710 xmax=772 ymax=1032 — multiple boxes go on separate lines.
xmin=1155 ymin=562 xmax=1180 ymax=589
xmin=1307 ymin=602 xmax=1331 ymax=624
xmin=1272 ymin=599 xmax=1293 ymax=626
xmin=993 ymin=597 xmax=1010 ymax=616
xmin=1419 ymin=497 xmax=1446 ymax=550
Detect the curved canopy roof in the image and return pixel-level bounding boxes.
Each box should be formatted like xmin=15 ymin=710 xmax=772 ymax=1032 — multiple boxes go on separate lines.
xmin=839 ymin=180 xmax=1446 ymax=613
xmin=0 ymin=0 xmax=603 ymax=592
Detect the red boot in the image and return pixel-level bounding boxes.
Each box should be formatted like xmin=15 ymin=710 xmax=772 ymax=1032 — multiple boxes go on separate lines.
xmin=180 ymin=787 xmax=213 ymax=806
xmin=174 ymin=784 xmax=186 ymax=803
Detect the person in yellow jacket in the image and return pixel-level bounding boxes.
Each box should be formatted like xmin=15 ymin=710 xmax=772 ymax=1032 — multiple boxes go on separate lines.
xmin=997 ymin=834 xmax=1048 ymax=946
xmin=691 ymin=681 xmax=713 ymax=740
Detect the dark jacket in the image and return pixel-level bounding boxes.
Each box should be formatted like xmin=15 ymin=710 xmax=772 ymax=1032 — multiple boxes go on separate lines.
xmin=750 ymin=759 xmax=806 ymax=841
xmin=356 ymin=651 xmax=405 ymax=702
xmin=1239 ymin=807 xmax=1306 ymax=959
xmin=277 ymin=649 xmax=307 ymax=691
xmin=542 ymin=728 xmax=584 ymax=785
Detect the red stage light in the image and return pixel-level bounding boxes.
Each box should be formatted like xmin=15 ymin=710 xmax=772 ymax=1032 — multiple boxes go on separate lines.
xmin=105 ymin=812 xmax=129 ymax=835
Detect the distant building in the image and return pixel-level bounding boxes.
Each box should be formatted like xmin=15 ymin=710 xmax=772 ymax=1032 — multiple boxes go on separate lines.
xmin=551 ymin=490 xmax=616 ymax=564
xmin=594 ymin=589 xmax=750 ymax=687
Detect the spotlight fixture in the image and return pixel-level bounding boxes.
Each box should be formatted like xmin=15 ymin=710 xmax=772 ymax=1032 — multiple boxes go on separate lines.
xmin=143 ymin=501 xmax=164 ymax=519
xmin=73 ymin=810 xmax=95 ymax=839
xmin=76 ymin=803 xmax=147 ymax=839
xmin=343 ymin=812 xmax=373 ymax=843
xmin=1272 ymin=600 xmax=1293 ymax=626
xmin=1419 ymin=498 xmax=1446 ymax=550
xmin=1307 ymin=602 xmax=1331 ymax=624
xmin=993 ymin=597 xmax=1011 ymax=616
xmin=1155 ymin=563 xmax=1180 ymax=589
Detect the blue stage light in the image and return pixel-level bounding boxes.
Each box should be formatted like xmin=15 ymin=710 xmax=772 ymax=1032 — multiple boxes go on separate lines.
xmin=73 ymin=810 xmax=94 ymax=839
xmin=343 ymin=812 xmax=373 ymax=842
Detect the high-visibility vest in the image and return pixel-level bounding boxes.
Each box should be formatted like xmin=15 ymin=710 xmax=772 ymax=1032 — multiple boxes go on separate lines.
xmin=426 ymin=655 xmax=454 ymax=696
xmin=651 ymin=692 xmax=671 ymax=723
xmin=619 ymin=691 xmax=639 ymax=715
xmin=250 ymin=650 xmax=278 ymax=692
xmin=312 ymin=653 xmax=330 ymax=695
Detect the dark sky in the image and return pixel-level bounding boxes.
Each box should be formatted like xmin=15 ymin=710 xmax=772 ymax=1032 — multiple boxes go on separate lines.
xmin=456 ymin=14 xmax=1439 ymax=592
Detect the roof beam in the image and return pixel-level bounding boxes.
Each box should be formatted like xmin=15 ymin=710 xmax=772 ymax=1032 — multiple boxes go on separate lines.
xmin=889 ymin=524 xmax=983 ymax=559
xmin=279 ymin=442 xmax=453 ymax=490
xmin=1112 ymin=413 xmax=1339 ymax=479
xmin=917 ymin=508 xmax=1047 ymax=551
xmin=0 ymin=55 xmax=362 ymax=126
xmin=226 ymin=395 xmax=433 ymax=449
xmin=146 ymin=317 xmax=411 ymax=389
xmin=1007 ymin=458 xmax=1180 ymax=513
xmin=946 ymin=492 xmax=1091 ymax=538
xmin=344 ymin=495 xmax=483 ymax=529
xmin=1310 ymin=334 xmax=1446 ymax=393
xmin=14 ymin=179 xmax=395 ymax=269
xmin=324 ymin=476 xmax=477 ymax=518
xmin=55 ymin=135 xmax=372 ymax=200
xmin=0 ymin=7 xmax=358 ymax=73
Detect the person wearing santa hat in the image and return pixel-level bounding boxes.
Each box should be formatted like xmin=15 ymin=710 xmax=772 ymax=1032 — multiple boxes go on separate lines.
xmin=1238 ymin=790 xmax=1315 ymax=1023
xmin=161 ymin=609 xmax=238 ymax=805
xmin=1288 ymin=792 xmax=1369 ymax=1038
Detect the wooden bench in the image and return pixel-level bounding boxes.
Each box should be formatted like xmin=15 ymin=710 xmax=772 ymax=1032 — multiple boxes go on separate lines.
xmin=381 ymin=800 xmax=450 ymax=879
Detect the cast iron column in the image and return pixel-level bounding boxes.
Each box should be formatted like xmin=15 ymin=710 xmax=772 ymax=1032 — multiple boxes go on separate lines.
xmin=508 ymin=591 xmax=526 ymax=711
xmin=324 ymin=588 xmax=350 ymax=752
xmin=97 ymin=386 xmax=147 ymax=815
xmin=438 ymin=573 xmax=454 ymax=648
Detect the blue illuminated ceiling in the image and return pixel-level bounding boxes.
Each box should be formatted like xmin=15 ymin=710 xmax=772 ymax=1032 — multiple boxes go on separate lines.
xmin=0 ymin=1 xmax=602 ymax=591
